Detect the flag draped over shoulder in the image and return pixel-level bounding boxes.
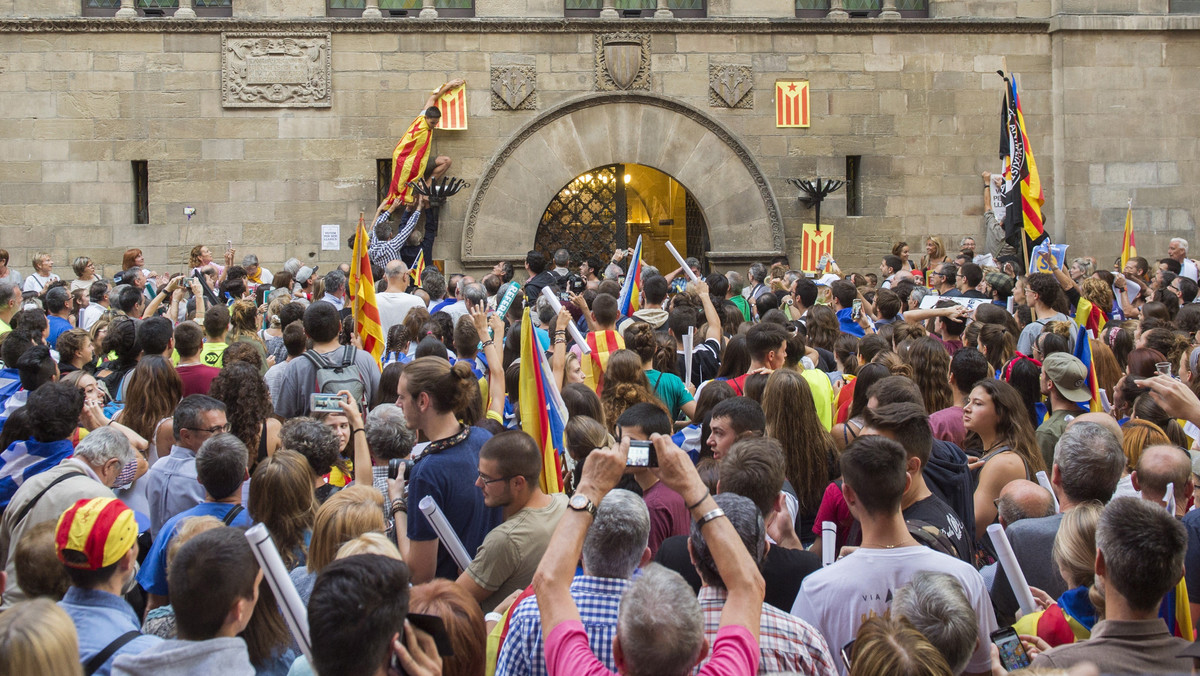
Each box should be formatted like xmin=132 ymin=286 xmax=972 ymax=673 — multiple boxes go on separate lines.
xmin=385 ymin=114 xmax=434 ymax=209
xmin=581 ymin=330 xmax=625 ymax=393
xmin=349 ymin=214 xmax=385 ymax=366
xmin=519 ymin=307 xmax=567 ymax=494
xmin=1121 ymin=201 xmax=1137 ymax=270
xmin=1074 ymin=297 xmax=1106 ymax=337
xmin=617 ymin=235 xmax=643 ymax=318
xmin=1072 ymin=324 xmax=1101 ymax=413
xmin=999 ymin=74 xmax=1045 ymax=249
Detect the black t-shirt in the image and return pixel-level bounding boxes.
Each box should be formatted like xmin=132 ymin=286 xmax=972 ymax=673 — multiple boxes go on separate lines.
xmin=675 ymin=337 xmax=721 ymax=388
xmin=813 ymin=347 xmax=837 ymax=373
xmin=654 ymin=532 xmax=821 ymax=612
xmin=903 ymin=493 xmax=973 ymax=563
xmin=959 ymin=289 xmax=989 ymax=299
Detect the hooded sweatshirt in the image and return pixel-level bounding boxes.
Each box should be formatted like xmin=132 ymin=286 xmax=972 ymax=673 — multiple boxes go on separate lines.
xmin=631 ymin=307 xmax=669 ymax=330
xmin=112 ymin=637 xmax=255 ymax=676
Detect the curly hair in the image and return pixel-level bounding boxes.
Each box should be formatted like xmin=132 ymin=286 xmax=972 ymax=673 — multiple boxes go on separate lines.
xmin=118 ymin=356 xmax=182 ymax=442
xmin=805 ymin=305 xmax=839 ymax=351
xmin=279 ymin=417 xmax=342 ymax=480
xmin=599 ymin=350 xmax=667 ymax=434
xmin=905 ymin=337 xmax=953 ymax=414
xmin=209 ymin=362 xmax=274 ymax=468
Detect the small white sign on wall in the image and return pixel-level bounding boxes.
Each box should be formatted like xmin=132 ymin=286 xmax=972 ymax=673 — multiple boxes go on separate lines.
xmin=321 ymin=224 xmax=340 ymax=251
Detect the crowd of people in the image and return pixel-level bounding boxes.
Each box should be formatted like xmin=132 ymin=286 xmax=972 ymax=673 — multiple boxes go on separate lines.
xmin=0 ymin=214 xmax=1199 ymax=676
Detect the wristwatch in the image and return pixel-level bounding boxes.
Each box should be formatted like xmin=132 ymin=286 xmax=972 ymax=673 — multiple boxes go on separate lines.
xmin=568 ymin=492 xmax=598 ymax=517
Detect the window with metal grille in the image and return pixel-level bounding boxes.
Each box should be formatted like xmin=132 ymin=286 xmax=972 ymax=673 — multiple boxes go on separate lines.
xmin=536 ymin=165 xmax=627 ymax=268
xmin=845 ymin=156 xmax=862 ymax=217
xmin=327 ymin=0 xmax=473 ymax=17
xmin=795 ymin=0 xmax=926 ymax=17
xmin=83 ymin=0 xmax=232 ymax=17
xmin=565 ymin=0 xmax=705 ymax=18
xmin=132 ymin=160 xmax=149 ymax=225
xmin=377 ymin=158 xmax=393 ymax=207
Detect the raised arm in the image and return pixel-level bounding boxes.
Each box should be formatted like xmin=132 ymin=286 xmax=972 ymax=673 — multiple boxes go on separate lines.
xmin=904 ymin=303 xmax=968 ymax=324
xmin=550 ymin=308 xmax=571 ymax=390
xmin=422 ymin=78 xmax=465 ymax=113
xmin=337 ymin=391 xmax=371 ymax=487
xmin=474 ymin=307 xmax=507 ymax=419
xmin=696 ymin=280 xmax=722 ymax=344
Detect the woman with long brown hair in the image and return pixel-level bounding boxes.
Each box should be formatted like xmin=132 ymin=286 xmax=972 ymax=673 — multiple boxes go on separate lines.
xmin=209 ymin=362 xmax=281 ymax=473
xmin=762 ymin=369 xmax=838 ymax=538
xmin=905 ymin=337 xmax=953 ymax=415
xmin=249 ymin=449 xmax=317 ymax=569
xmin=598 ymin=350 xmax=668 ymax=435
xmin=113 ymin=355 xmax=182 ymax=463
xmin=964 ymin=379 xmax=1046 ymax=540
xmin=977 ymin=323 xmax=1014 ymax=373
xmin=805 ymin=305 xmax=840 ymax=352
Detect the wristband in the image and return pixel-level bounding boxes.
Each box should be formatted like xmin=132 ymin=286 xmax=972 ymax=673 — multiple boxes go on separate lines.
xmin=352 ymin=428 xmax=366 ymax=436
xmin=485 ymin=612 xmax=504 ymax=624
xmin=481 ymin=339 xmax=495 ymax=348
xmin=697 ymin=508 xmax=726 ymax=529
xmin=685 ymin=489 xmax=711 ymax=511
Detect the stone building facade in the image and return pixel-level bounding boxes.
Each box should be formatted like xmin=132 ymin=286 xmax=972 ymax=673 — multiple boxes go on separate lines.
xmin=0 ymin=0 xmax=1197 ymax=278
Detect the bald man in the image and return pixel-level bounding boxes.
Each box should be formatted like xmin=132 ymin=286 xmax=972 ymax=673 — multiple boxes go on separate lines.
xmin=377 ymin=258 xmax=424 ymax=336
xmin=1133 ymin=445 xmax=1193 ymax=518
xmin=996 ymin=479 xmax=1057 ymax=529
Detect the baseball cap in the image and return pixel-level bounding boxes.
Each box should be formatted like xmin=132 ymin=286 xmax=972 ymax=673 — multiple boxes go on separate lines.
xmin=55 ymin=497 xmax=138 ymax=570
xmin=1042 ymin=352 xmax=1091 ymax=403
xmin=815 ymin=273 xmax=840 ymax=287
xmin=296 ymin=265 xmax=319 ymax=284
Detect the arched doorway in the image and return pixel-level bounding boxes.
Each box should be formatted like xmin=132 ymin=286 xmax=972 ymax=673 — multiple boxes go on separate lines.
xmin=534 ymin=163 xmax=711 ymax=274
xmin=460 ymin=92 xmax=783 ymax=268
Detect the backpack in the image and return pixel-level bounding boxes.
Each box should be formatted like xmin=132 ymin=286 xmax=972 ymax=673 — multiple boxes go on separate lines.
xmin=303 ymin=346 xmax=367 ymax=409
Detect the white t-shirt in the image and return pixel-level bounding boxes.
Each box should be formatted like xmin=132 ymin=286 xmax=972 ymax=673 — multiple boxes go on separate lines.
xmin=23 ymin=272 xmax=59 ymax=294
xmin=376 ymin=291 xmax=426 ymax=336
xmin=791 ymin=544 xmax=997 ymax=676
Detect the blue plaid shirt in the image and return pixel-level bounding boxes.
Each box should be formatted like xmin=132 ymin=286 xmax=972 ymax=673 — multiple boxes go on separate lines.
xmin=495 ymin=575 xmax=630 ymax=676
xmin=368 ymin=208 xmax=422 ymax=268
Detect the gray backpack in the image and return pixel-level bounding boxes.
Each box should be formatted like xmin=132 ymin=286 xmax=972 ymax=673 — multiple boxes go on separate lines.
xmin=303 ymin=346 xmax=367 ymax=409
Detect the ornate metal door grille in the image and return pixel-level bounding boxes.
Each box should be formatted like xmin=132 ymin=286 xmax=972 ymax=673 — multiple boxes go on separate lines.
xmin=536 ymin=165 xmax=627 ymax=267
xmin=685 ymin=192 xmax=710 ymax=275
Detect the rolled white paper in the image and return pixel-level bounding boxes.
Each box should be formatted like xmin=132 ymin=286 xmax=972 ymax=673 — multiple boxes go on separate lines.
xmin=1166 ymin=481 xmax=1176 ymax=515
xmin=821 ymin=521 xmax=836 ymax=567
xmin=245 ymin=523 xmax=313 ymax=662
xmin=418 ymin=495 xmax=473 ymax=573
xmin=540 ymin=286 xmax=591 ymax=354
xmin=1036 ymin=471 xmax=1060 ymax=513
xmin=987 ymin=523 xmax=1038 ymax=616
xmin=665 ymin=241 xmax=698 ymax=282
xmin=683 ymin=327 xmax=694 ymax=387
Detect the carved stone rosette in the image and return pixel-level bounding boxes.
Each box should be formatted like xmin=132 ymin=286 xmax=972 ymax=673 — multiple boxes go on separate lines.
xmin=221 ymin=32 xmax=332 ymax=108
xmin=708 ymin=64 xmax=753 ymax=109
xmin=594 ymin=32 xmax=651 ymax=92
xmin=490 ymin=66 xmax=537 ymax=111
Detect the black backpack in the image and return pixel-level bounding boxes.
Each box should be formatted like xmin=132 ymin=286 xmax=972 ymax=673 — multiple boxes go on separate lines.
xmin=303 ymin=346 xmax=367 ymax=410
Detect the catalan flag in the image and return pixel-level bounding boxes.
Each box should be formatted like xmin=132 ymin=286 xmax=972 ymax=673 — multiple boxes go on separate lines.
xmin=1160 ymin=565 xmax=1195 ymax=640
xmin=435 ymin=83 xmax=468 ymax=131
xmin=349 ymin=213 xmax=385 ymax=366
xmin=617 ymin=235 xmax=643 ymax=318
xmin=409 ymin=248 xmax=426 ymax=286
xmin=1121 ymin=199 xmax=1137 ymax=271
xmin=385 ymin=114 xmax=434 ymax=209
xmin=483 ymin=585 xmax=537 ymax=676
xmin=999 ymin=73 xmax=1046 ymax=249
xmin=518 ymin=307 xmax=567 ymax=494
xmin=1074 ymin=297 xmax=1106 ymax=336
xmin=581 ymin=330 xmax=625 ymax=393
xmin=1072 ymin=324 xmax=1101 ymax=413
xmin=775 ymin=81 xmax=810 ymax=128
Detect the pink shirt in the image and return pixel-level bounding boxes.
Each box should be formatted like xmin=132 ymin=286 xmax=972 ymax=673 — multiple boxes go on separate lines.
xmin=546 ymin=620 xmax=759 ymax=676
xmin=929 ymin=405 xmax=966 ymax=447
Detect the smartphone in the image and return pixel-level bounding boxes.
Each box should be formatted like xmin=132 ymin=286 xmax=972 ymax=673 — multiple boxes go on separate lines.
xmin=310 ymin=392 xmax=348 ymax=413
xmin=817 ymin=253 xmax=829 ymax=271
xmin=626 ymin=440 xmax=657 ymax=468
xmin=990 ymin=627 xmax=1030 ymax=671
xmin=851 ymin=298 xmax=862 ymax=321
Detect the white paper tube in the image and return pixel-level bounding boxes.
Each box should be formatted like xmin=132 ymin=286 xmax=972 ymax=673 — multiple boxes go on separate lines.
xmin=987 ymin=523 xmax=1038 ymax=616
xmin=540 ymin=286 xmax=591 ymax=354
xmin=496 ymin=281 xmax=522 ymax=318
xmin=665 ymin=241 xmax=698 ymax=282
xmin=821 ymin=521 xmax=836 ymax=567
xmin=245 ymin=523 xmax=313 ymax=662
xmin=1035 ymin=471 xmax=1060 ymax=513
xmin=684 ymin=327 xmax=694 ymax=387
xmin=1166 ymin=481 xmax=1177 ymax=515
xmin=418 ymin=495 xmax=473 ymax=573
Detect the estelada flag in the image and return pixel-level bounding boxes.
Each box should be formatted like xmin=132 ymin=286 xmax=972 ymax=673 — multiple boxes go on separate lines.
xmin=1073 ymin=324 xmax=1101 ymax=413
xmin=386 ymin=114 xmax=433 ymax=209
xmin=999 ymin=74 xmax=1045 ymax=247
xmin=436 ymin=83 xmax=468 ymax=131
xmin=518 ymin=307 xmax=567 ymax=494
xmin=617 ymin=235 xmax=643 ymax=318
xmin=776 ymin=81 xmax=810 ymax=128
xmin=800 ymin=223 xmax=834 ymax=274
xmin=349 ymin=213 xmax=385 ymax=366
xmin=409 ymin=248 xmax=426 ymax=286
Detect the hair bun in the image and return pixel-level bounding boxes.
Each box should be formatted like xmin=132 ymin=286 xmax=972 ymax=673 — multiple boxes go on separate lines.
xmin=451 ymin=360 xmax=474 ymax=380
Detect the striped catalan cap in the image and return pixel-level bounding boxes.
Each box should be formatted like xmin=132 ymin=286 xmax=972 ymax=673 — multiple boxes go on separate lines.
xmin=55 ymin=497 xmax=137 ymax=570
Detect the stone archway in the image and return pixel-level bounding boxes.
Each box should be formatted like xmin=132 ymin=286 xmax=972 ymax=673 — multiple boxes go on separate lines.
xmin=460 ymin=92 xmax=784 ymax=266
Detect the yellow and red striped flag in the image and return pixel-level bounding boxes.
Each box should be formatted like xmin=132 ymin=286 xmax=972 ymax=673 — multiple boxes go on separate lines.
xmin=349 ymin=213 xmax=385 ymax=366
xmin=385 ymin=115 xmax=434 ymax=209
xmin=409 ymin=248 xmax=426 ymax=286
xmin=800 ymin=223 xmax=834 ymax=274
xmin=436 ymin=83 xmax=468 ymax=131
xmin=580 ymin=330 xmax=624 ymax=393
xmin=1121 ymin=199 xmax=1137 ymax=270
xmin=776 ymin=81 xmax=810 ymax=128
xmin=518 ymin=306 xmax=566 ymax=494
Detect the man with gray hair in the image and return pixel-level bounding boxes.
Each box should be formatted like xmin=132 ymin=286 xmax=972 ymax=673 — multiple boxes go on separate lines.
xmin=1168 ymin=237 xmax=1198 ymax=282
xmin=746 ymin=262 xmax=770 ymax=301
xmin=990 ymin=421 xmax=1126 ymax=624
xmin=0 ymin=426 xmax=137 ymax=608
xmin=892 ymin=571 xmax=978 ymax=676
xmin=318 ymin=269 xmax=348 ymax=313
xmin=533 ymin=436 xmax=764 ymax=676
xmin=689 ymin=492 xmax=836 ymax=675
xmin=144 ymin=394 xmax=229 ymax=535
xmin=441 ymin=276 xmax=479 ymax=326
xmin=376 ymin=259 xmax=424 ymax=337
xmin=241 ymin=253 xmax=272 ymax=287
xmin=496 ymin=488 xmax=651 ymax=676
xmin=725 ymin=270 xmax=751 ymax=321
xmin=1132 ymin=445 xmax=1193 ymax=518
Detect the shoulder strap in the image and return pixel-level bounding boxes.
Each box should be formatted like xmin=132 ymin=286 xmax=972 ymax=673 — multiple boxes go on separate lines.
xmin=10 ymin=470 xmax=86 ymax=529
xmin=341 ymin=345 xmax=356 ymax=367
xmin=222 ymin=504 xmax=244 ymax=525
xmin=83 ymin=630 xmax=141 ymax=676
xmin=302 ymin=348 xmax=332 ymax=370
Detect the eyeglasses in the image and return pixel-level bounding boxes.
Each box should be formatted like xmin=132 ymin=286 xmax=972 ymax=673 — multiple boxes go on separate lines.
xmin=184 ymin=424 xmax=231 ymax=435
xmin=477 ymin=472 xmax=511 ymax=486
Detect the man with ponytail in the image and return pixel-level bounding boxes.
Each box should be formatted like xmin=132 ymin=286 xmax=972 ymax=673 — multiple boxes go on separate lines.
xmin=396 ymin=356 xmax=501 ymax=583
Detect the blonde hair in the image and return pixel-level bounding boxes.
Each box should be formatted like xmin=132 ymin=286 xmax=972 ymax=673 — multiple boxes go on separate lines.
xmin=849 ymin=612 xmax=951 ymax=676
xmin=306 ymin=485 xmax=386 ymax=574
xmin=336 ymin=532 xmax=403 ymax=561
xmin=167 ymin=515 xmax=225 ymax=572
xmin=1120 ymin=419 xmax=1171 ymax=473
xmin=0 ymin=598 xmax=83 ymax=676
xmin=1052 ymin=501 xmax=1102 ymax=590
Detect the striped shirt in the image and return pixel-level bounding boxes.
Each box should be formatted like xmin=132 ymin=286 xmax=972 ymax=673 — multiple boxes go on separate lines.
xmin=496 ymin=575 xmax=629 ymax=676
xmin=695 ymin=586 xmax=838 ymax=676
xmin=368 ymin=208 xmax=422 ymax=269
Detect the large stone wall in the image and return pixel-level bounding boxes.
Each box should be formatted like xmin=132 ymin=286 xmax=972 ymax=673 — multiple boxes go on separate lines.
xmin=0 ymin=9 xmax=1196 ymax=278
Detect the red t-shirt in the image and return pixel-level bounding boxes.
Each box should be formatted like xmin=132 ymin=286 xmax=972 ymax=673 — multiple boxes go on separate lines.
xmin=177 ymin=362 xmax=222 ymax=397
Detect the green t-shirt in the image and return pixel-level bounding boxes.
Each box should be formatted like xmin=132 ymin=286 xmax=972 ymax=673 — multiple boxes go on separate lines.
xmin=647 ymin=369 xmax=694 ymax=421
xmin=199 ymin=341 xmax=227 ymax=368
xmin=1036 ymin=408 xmax=1079 ymax=471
